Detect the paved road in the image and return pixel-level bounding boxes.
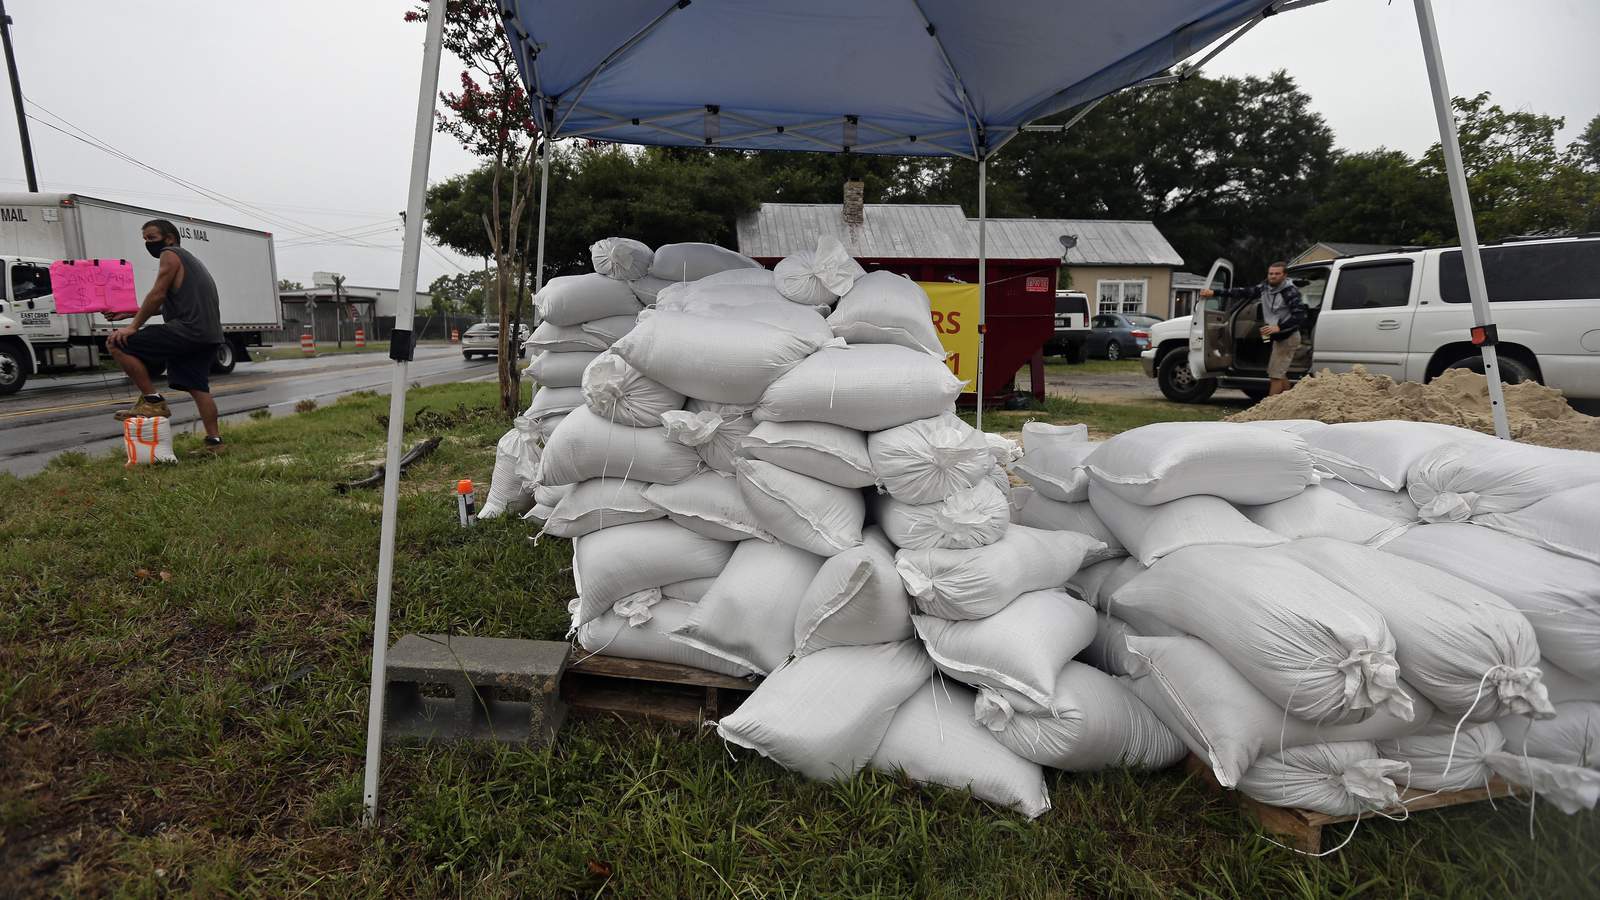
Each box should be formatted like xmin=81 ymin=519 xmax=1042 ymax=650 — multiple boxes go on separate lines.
xmin=0 ymin=345 xmax=501 ymax=477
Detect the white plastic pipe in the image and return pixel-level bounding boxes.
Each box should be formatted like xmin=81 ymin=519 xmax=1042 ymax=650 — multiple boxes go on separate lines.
xmin=1413 ymin=0 xmax=1511 ymax=441
xmin=361 ymin=0 xmax=448 ymax=828
xmin=534 ymin=137 xmax=551 ymax=292
xmin=975 ymin=157 xmax=987 ymax=432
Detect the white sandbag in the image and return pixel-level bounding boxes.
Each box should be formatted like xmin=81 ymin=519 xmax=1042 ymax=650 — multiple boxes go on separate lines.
xmin=570 ymin=520 xmax=733 ymax=627
xmin=526 ymin=314 xmax=638 ymax=352
xmin=986 ymin=429 xmax=1023 ymax=463
xmin=1085 ymin=422 xmax=1316 ymax=506
xmin=1088 ymin=482 xmax=1286 ymax=567
xmin=1304 ymin=420 xmax=1491 ymax=492
xmin=1012 ymin=443 xmax=1098 ymax=504
xmin=1540 ymin=663 xmax=1600 ymax=704
xmin=740 ymin=421 xmax=876 ymax=488
xmin=871 ymin=680 xmax=1051 ymax=818
xmin=1473 ymin=481 xmax=1600 ymax=567
xmin=756 ymin=345 xmax=965 ymax=432
xmin=774 ymin=235 xmax=864 ymax=306
xmin=895 ymin=525 xmax=1105 ymax=620
xmin=527 ymin=412 xmax=567 ymax=445
xmin=716 ymin=639 xmax=931 ymax=780
xmin=1125 ymin=634 xmax=1438 ymax=788
xmin=612 ymin=309 xmax=825 ymax=405
xmin=1483 ymin=752 xmax=1600 ymax=814
xmin=589 ymin=236 xmax=654 ymax=282
xmin=478 ymin=427 xmax=533 ymax=519
xmin=1383 ymin=524 xmax=1600 ymax=682
xmin=628 ymin=274 xmax=673 ymax=305
xmin=1078 ymin=613 xmax=1142 ymax=676
xmin=580 ymin=349 xmax=685 ymax=427
xmin=828 ymin=270 xmax=944 ymax=356
xmin=1067 ymin=556 xmax=1145 ymax=610
xmin=735 ymin=458 xmax=864 ymax=557
xmin=654 ymin=282 xmax=833 ymax=344
xmin=1237 ymin=742 xmax=1405 ymax=815
xmin=670 ymin=539 xmax=825 ymax=674
xmin=120 ymin=416 xmax=177 ymax=466
xmin=526 ymin=385 xmax=585 ymax=421
xmin=511 ymin=414 xmax=544 ymax=489
xmin=540 ymin=478 xmax=662 ymax=538
xmin=524 ymin=502 xmax=555 ymax=523
xmin=1242 ymin=418 xmax=1330 ymax=437
xmin=536 ymin=406 xmax=703 ymax=486
xmin=1009 ymin=487 xmax=1126 ymax=563
xmin=1239 ymin=485 xmax=1409 ymax=547
xmin=914 ymin=589 xmax=1097 ymax=706
xmin=876 ymin=480 xmax=1010 ymax=550
xmin=648 ymin=242 xmax=761 ymax=282
xmin=1279 ymin=539 xmax=1553 ymax=722
xmin=698 ymin=267 xmax=776 ymax=288
xmin=1407 ymin=439 xmax=1600 ymax=523
xmin=642 ymin=471 xmax=773 ymax=542
xmin=793 ymin=528 xmax=913 ymax=656
xmin=533 ymin=273 xmax=642 ymax=326
xmin=577 ymin=597 xmax=753 ymax=679
xmin=661 ymin=400 xmax=756 ymax=475
xmin=867 ymin=413 xmax=991 ymax=505
xmin=1319 ymin=477 xmax=1420 ymax=523
xmin=974 ymin=662 xmax=1186 ymax=773
xmin=525 ymin=349 xmax=600 ymax=388
xmin=1498 ymin=701 xmax=1599 ymax=769
xmin=985 ymin=462 xmax=1013 ymax=499
xmin=661 ymin=577 xmax=716 ymax=603
xmin=1380 ymin=725 xmax=1505 ymax=792
xmin=1113 ymin=546 xmax=1408 ymax=724
xmin=1024 ymin=421 xmax=1089 ymax=445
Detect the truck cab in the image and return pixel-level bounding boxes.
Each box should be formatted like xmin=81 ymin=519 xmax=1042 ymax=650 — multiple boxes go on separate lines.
xmin=0 ymin=256 xmax=90 ymax=394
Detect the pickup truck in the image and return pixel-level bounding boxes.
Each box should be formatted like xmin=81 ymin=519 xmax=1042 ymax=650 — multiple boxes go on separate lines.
xmin=1142 ymin=236 xmax=1600 ymax=403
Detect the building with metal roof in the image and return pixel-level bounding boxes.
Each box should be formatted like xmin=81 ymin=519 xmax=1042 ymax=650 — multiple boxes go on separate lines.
xmin=737 ymin=200 xmax=1185 ymax=318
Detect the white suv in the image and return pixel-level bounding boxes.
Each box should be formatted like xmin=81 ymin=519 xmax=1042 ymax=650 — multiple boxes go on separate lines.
xmin=1142 ymin=236 xmax=1600 ymax=402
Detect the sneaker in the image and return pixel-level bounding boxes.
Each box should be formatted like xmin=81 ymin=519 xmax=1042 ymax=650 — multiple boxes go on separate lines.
xmin=200 ymin=436 xmax=225 ymax=453
xmin=113 ymin=396 xmax=172 ymax=420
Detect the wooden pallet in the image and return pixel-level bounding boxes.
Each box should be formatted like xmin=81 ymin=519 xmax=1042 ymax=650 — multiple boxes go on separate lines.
xmin=560 ymin=653 xmax=757 ymax=726
xmin=1184 ymin=755 xmax=1525 ymax=853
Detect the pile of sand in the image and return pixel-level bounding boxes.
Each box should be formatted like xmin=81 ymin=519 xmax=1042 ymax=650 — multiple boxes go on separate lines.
xmin=1228 ymin=367 xmax=1600 ymax=451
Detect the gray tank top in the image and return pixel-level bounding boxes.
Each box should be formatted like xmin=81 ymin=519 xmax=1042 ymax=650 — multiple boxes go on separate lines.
xmin=161 ymin=246 xmax=223 ymax=344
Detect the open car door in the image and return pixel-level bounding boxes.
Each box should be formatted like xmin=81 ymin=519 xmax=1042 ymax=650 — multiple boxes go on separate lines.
xmin=1188 ymin=258 xmax=1234 ymax=380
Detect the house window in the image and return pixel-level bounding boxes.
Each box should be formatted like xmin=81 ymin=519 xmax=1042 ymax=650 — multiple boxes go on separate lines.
xmin=1097 ymin=280 xmax=1147 ymax=315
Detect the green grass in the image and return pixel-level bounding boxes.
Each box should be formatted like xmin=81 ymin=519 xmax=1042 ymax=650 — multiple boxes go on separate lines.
xmin=3 ymin=384 xmax=1596 ymax=897
xmin=1043 ymin=357 xmax=1148 ymax=377
xmin=964 ymin=394 xmax=1232 ymax=435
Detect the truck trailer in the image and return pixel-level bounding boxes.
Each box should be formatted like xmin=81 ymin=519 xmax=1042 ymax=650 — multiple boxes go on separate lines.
xmin=0 ymin=192 xmax=281 ymax=394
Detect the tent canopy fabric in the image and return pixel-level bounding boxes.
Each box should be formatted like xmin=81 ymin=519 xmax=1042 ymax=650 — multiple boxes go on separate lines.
xmin=500 ymin=0 xmax=1275 ymax=160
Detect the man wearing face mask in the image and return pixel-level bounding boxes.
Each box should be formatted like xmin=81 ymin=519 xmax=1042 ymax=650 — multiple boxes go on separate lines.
xmin=104 ymin=219 xmax=225 ymax=448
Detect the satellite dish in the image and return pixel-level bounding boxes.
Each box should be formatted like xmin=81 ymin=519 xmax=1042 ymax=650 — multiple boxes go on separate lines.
xmin=1058 ymin=234 xmax=1078 ymax=262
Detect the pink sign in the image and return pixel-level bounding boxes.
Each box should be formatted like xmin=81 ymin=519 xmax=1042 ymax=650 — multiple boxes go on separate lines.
xmin=49 ymin=259 xmax=140 ymax=315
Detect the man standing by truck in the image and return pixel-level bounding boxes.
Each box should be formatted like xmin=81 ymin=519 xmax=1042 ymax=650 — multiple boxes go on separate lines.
xmin=104 ymin=219 xmax=224 ymax=448
xmin=1199 ymin=261 xmax=1308 ymax=398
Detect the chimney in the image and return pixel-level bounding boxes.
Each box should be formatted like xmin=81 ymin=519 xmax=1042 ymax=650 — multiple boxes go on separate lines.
xmin=842 ymin=179 xmax=865 ymax=226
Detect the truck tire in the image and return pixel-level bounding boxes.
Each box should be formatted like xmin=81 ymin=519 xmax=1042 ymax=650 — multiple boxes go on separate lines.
xmin=0 ymin=340 xmax=29 ymax=395
xmin=1157 ymin=351 xmax=1217 ymax=403
xmin=210 ymin=340 xmax=237 ymax=375
xmin=1066 ymin=340 xmax=1086 ymax=364
xmin=1445 ymin=351 xmax=1538 ymax=385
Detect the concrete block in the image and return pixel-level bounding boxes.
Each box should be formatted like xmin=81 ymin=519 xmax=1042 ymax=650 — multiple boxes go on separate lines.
xmin=383 ymin=634 xmax=570 ymax=745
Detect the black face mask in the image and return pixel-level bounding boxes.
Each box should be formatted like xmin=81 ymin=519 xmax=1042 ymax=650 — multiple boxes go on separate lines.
xmin=145 ymin=240 xmax=167 ymax=259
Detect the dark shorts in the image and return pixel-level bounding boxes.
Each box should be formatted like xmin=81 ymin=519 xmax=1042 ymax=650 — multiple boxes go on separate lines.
xmin=122 ymin=325 xmax=219 ymax=393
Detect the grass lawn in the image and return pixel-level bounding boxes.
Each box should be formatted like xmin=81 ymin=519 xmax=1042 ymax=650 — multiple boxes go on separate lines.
xmin=962 ymin=394 xmax=1231 ymax=435
xmin=3 ymin=384 xmax=1595 ymax=897
xmin=251 ymin=340 xmax=394 ymax=362
xmin=1043 ymin=357 xmax=1148 ymax=377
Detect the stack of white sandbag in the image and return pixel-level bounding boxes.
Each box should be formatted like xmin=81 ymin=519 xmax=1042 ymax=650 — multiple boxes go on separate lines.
xmin=998 ymin=418 xmax=1591 ymax=818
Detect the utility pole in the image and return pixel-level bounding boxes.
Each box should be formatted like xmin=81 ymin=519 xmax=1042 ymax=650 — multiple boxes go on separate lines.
xmin=0 ymin=0 xmax=38 ymax=191
xmin=333 ymin=274 xmax=346 ymax=349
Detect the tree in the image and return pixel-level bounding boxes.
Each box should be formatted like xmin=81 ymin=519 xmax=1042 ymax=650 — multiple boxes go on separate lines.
xmin=426 ymin=271 xmax=489 ymax=318
xmin=277 ymin=279 xmax=303 ymax=292
xmin=409 ymin=1 xmax=540 ymax=416
xmin=1305 ymin=149 xmax=1452 ymax=246
xmin=909 ymin=71 xmax=1336 ymax=280
xmin=1571 ymin=114 xmax=1600 ymax=172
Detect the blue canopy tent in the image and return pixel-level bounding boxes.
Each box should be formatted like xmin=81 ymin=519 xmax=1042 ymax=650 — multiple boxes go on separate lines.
xmin=362 ymin=0 xmax=1511 ymax=823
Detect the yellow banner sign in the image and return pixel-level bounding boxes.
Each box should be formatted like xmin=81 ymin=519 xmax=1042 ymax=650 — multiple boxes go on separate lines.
xmin=918 ymin=282 xmax=980 ymax=388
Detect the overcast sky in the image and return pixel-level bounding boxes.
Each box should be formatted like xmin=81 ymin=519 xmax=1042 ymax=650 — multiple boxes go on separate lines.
xmin=0 ymin=1 xmax=1594 ymax=288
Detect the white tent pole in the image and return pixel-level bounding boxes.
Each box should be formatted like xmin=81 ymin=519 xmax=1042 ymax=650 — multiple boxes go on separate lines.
xmin=1413 ymin=0 xmax=1511 ymax=441
xmin=534 ymin=137 xmax=551 ymax=292
xmin=975 ymin=157 xmax=987 ymax=432
xmin=361 ymin=0 xmax=448 ymax=828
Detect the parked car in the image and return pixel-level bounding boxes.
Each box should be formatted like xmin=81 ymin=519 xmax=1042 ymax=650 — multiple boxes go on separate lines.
xmin=1141 ymin=235 xmax=1600 ymax=403
xmin=1044 ymin=290 xmax=1091 ymax=362
xmin=1087 ymin=312 xmax=1163 ymax=360
xmin=461 ymin=322 xmax=529 ymax=360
